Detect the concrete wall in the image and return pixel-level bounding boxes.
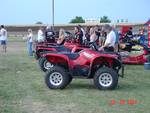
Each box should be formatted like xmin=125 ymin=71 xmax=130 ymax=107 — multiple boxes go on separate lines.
xmin=5 ymin=23 xmax=146 ymax=37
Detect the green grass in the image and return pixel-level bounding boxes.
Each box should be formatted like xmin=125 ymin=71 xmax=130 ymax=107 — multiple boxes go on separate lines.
xmin=7 ymin=36 xmax=24 ymax=42
xmin=0 ymin=37 xmax=150 ymax=113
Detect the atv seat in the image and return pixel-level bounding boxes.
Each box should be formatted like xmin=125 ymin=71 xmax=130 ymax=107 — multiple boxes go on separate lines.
xmin=47 ymin=44 xmax=58 ymax=46
xmin=102 ymin=51 xmax=119 ymax=55
xmin=102 ymin=51 xmax=121 ymax=60
xmin=58 ymin=52 xmax=79 ymax=60
xmin=47 ymin=45 xmax=71 ymax=52
xmin=64 ymin=53 xmax=79 ymax=60
xmin=55 ymin=46 xmax=71 ymax=52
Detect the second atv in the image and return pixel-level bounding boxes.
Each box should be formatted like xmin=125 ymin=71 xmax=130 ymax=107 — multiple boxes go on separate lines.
xmin=42 ymin=42 xmax=124 ymax=90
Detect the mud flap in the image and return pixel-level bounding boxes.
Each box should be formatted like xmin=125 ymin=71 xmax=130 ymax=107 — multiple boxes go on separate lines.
xmin=119 ymin=64 xmax=124 ymax=78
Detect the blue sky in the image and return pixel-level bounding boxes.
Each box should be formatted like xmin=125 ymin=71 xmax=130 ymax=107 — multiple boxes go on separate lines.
xmin=0 ymin=0 xmax=149 ymax=25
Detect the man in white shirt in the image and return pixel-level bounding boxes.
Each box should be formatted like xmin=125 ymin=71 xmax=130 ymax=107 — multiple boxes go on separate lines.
xmin=37 ymin=27 xmax=44 ymax=42
xmin=99 ymin=24 xmax=116 ymax=52
xmin=0 ymin=25 xmax=7 ymax=52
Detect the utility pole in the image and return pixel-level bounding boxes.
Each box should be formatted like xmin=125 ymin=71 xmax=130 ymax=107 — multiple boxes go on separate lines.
xmin=52 ymin=0 xmax=54 ymax=29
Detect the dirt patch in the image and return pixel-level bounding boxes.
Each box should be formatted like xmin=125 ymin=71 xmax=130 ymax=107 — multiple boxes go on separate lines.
xmin=21 ymin=98 xmax=77 ymax=113
xmin=21 ymin=99 xmax=51 ymax=113
xmin=7 ymin=41 xmax=26 ymax=54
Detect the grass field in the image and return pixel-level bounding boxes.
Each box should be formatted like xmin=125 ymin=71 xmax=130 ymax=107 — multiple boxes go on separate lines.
xmin=0 ymin=37 xmax=150 ymax=113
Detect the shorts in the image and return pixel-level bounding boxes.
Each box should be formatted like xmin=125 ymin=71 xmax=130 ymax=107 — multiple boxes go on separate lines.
xmin=1 ymin=40 xmax=7 ymax=45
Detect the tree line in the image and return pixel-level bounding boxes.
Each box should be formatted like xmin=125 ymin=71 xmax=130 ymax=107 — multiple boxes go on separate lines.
xmin=70 ymin=16 xmax=111 ymax=23
xmin=35 ymin=16 xmax=111 ymax=24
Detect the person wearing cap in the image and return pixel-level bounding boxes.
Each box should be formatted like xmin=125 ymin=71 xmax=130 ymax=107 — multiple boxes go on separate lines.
xmin=98 ymin=24 xmax=116 ymax=52
xmin=0 ymin=25 xmax=7 ymax=52
xmin=45 ymin=26 xmax=55 ymax=43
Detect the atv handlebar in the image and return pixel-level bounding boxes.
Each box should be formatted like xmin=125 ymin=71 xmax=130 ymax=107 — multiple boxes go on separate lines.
xmin=88 ymin=41 xmax=100 ymax=51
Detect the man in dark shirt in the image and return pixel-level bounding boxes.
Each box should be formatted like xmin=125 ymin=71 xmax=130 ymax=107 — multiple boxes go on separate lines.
xmin=45 ymin=26 xmax=55 ymax=43
xmin=125 ymin=27 xmax=133 ymax=42
xmin=74 ymin=26 xmax=83 ymax=45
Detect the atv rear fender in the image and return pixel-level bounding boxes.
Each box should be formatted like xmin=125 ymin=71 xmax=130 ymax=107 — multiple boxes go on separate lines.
xmin=43 ymin=53 xmax=69 ymax=70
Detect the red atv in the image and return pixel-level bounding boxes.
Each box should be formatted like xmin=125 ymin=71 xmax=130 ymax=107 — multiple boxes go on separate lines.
xmin=119 ymin=35 xmax=150 ymax=64
xmin=35 ymin=42 xmax=89 ymax=59
xmin=35 ymin=32 xmax=90 ymax=72
xmin=42 ymin=42 xmax=124 ymax=90
xmin=34 ymin=31 xmax=89 ymax=60
xmin=121 ymin=44 xmax=150 ymax=64
xmin=38 ymin=42 xmax=90 ymax=72
xmin=119 ymin=25 xmax=150 ymax=64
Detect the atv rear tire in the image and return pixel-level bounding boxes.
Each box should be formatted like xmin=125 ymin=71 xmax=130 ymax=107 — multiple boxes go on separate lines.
xmin=94 ymin=67 xmax=118 ymax=90
xmin=45 ymin=66 xmax=70 ymax=89
xmin=39 ymin=57 xmax=54 ymax=72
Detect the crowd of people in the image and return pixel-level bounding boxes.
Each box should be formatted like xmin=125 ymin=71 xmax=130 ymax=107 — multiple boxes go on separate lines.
xmin=1 ymin=24 xmax=147 ymax=56
xmin=67 ymin=24 xmax=118 ymax=52
xmin=28 ymin=24 xmax=119 ymax=56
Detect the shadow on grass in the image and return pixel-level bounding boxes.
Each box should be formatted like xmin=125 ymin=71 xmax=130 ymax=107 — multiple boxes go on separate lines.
xmin=66 ymin=82 xmax=133 ymax=91
xmin=67 ymin=82 xmax=142 ymax=91
xmin=117 ymin=83 xmax=138 ymax=91
xmin=67 ymin=83 xmax=96 ymax=90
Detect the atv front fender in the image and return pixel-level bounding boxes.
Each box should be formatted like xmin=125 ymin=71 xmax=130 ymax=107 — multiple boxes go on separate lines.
xmin=88 ymin=57 xmax=124 ymax=78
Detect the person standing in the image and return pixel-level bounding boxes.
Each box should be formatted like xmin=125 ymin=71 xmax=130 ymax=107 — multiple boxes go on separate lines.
xmin=99 ymin=24 xmax=116 ymax=52
xmin=112 ymin=25 xmax=119 ymax=51
xmin=27 ymin=29 xmax=33 ymax=56
xmin=85 ymin=26 xmax=91 ymax=42
xmin=74 ymin=26 xmax=83 ymax=45
xmin=139 ymin=27 xmax=145 ymax=45
xmin=57 ymin=28 xmax=66 ymax=45
xmin=99 ymin=27 xmax=107 ymax=46
xmin=124 ymin=27 xmax=133 ymax=42
xmin=78 ymin=25 xmax=86 ymax=44
xmin=37 ymin=27 xmax=44 ymax=42
xmin=0 ymin=28 xmax=1 ymax=44
xmin=89 ymin=27 xmax=97 ymax=42
xmin=45 ymin=26 xmax=55 ymax=43
xmin=0 ymin=25 xmax=7 ymax=53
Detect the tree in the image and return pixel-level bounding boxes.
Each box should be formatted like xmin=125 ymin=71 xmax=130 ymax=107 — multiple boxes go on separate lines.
xmin=100 ymin=16 xmax=111 ymax=23
xmin=35 ymin=21 xmax=43 ymax=24
xmin=70 ymin=16 xmax=85 ymax=23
